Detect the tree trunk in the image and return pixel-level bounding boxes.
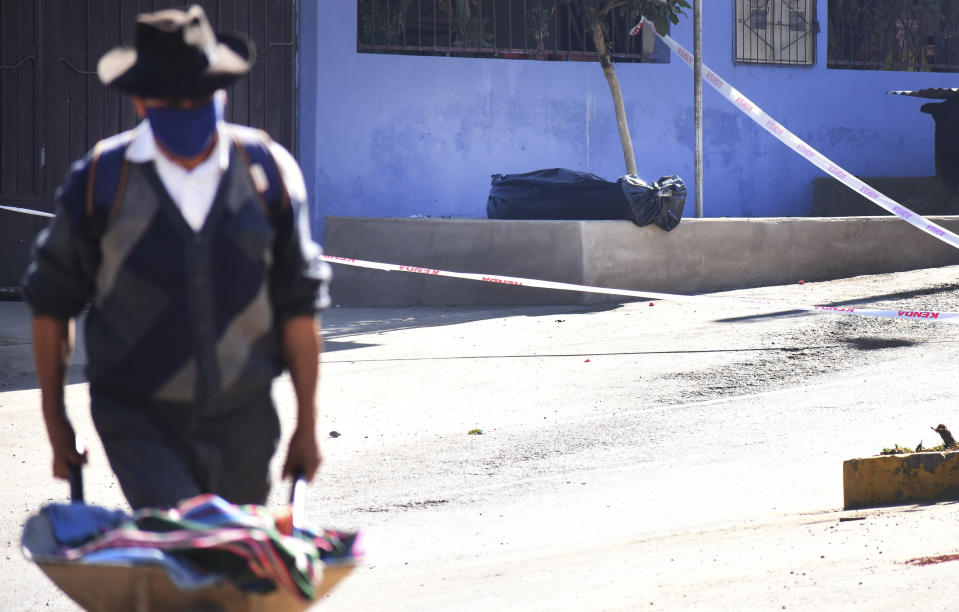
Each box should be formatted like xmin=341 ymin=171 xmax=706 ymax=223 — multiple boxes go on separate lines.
xmin=590 ymin=20 xmax=638 ymax=176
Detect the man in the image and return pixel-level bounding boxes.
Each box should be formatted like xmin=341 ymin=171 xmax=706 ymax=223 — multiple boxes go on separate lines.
xmin=22 ymin=6 xmax=330 ymax=509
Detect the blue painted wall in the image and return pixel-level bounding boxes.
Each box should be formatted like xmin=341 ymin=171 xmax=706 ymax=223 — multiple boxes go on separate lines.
xmin=299 ymin=1 xmax=958 ymax=233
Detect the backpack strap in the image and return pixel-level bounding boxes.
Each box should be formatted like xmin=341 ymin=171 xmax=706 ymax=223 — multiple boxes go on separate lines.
xmin=232 ymin=128 xmax=290 ymax=220
xmin=84 ymin=134 xmax=133 ymax=232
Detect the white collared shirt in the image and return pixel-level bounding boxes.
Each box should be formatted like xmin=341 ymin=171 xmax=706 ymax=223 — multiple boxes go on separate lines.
xmin=125 ymin=120 xmax=230 ymax=231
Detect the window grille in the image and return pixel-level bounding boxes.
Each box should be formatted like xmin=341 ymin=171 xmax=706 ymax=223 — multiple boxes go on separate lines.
xmin=735 ymin=0 xmax=816 ymax=65
xmin=356 ymin=0 xmax=668 ymax=63
xmin=828 ymin=0 xmax=959 ymax=71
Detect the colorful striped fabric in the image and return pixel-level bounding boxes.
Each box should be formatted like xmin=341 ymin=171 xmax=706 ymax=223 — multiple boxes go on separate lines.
xmin=56 ymin=494 xmax=362 ymax=600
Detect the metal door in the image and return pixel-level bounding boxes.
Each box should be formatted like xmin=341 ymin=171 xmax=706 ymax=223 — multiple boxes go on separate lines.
xmin=0 ymin=0 xmax=297 ymax=289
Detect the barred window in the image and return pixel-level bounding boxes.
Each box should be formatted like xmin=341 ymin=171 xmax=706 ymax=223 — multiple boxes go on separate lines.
xmin=356 ymin=1 xmax=669 ymax=63
xmin=735 ymin=0 xmax=816 ymax=65
xmin=828 ymin=0 xmax=959 ymax=71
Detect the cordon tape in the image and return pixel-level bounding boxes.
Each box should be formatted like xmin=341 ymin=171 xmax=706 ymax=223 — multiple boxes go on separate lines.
xmin=320 ymin=254 xmax=959 ymax=324
xmin=0 ymin=205 xmax=54 ymax=219
xmin=4 ymin=201 xmax=953 ymax=323
xmin=632 ymin=17 xmax=959 ymax=251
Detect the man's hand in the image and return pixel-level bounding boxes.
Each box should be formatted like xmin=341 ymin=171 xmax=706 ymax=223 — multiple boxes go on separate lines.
xmin=281 ymin=315 xmax=322 ymax=482
xmin=282 ymin=423 xmax=322 ymax=481
xmin=32 ymin=316 xmax=85 ymax=480
xmin=45 ymin=410 xmax=87 ymax=479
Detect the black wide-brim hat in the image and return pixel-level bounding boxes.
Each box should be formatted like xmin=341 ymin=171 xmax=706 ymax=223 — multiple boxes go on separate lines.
xmin=97 ymin=5 xmax=254 ymax=99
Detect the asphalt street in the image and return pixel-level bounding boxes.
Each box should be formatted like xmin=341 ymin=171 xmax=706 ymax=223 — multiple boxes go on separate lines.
xmin=2 ymin=264 xmax=959 ymax=610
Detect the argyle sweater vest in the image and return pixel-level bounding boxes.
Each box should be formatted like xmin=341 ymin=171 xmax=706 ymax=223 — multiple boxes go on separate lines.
xmin=23 ymin=127 xmax=323 ymax=405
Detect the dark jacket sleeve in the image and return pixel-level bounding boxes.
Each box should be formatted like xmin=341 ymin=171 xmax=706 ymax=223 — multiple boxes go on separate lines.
xmin=270 ymin=197 xmax=331 ymax=322
xmin=267 ymin=144 xmax=331 ymax=322
xmin=21 ymin=157 xmax=100 ymax=319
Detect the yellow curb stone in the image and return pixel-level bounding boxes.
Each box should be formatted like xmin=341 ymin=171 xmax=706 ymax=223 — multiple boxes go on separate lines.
xmin=843 ymin=451 xmax=959 ymax=509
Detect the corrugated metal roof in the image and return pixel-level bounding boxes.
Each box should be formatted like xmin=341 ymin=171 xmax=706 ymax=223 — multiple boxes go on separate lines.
xmin=888 ymin=88 xmax=959 ymax=100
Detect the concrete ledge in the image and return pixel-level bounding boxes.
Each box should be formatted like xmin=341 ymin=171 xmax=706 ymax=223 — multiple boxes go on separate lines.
xmin=324 ymin=216 xmax=959 ymax=307
xmin=843 ymin=452 xmax=959 ymax=509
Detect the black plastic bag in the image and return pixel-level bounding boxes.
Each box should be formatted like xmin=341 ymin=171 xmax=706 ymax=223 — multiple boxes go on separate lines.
xmin=619 ymin=174 xmax=687 ymax=232
xmin=486 ymin=168 xmax=629 ymax=221
xmin=486 ymin=168 xmax=686 ymax=231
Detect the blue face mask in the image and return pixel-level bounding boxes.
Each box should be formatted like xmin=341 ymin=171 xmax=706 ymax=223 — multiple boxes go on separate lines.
xmin=146 ymin=100 xmax=217 ymax=158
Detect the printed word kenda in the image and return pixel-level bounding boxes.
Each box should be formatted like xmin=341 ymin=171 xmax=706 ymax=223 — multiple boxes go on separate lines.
xmin=898 ymin=310 xmax=940 ymax=319
xmin=482 ymin=277 xmax=522 ymax=286
xmin=398 ymin=265 xmax=440 ymax=275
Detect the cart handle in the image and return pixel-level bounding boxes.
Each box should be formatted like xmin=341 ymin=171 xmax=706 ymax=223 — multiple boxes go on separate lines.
xmin=68 ymin=437 xmax=86 ymax=504
xmin=68 ymin=464 xmax=84 ymax=504
xmin=289 ymin=469 xmax=307 ymax=530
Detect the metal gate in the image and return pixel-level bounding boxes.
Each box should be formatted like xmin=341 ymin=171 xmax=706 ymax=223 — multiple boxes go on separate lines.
xmin=0 ymin=0 xmax=297 ymax=289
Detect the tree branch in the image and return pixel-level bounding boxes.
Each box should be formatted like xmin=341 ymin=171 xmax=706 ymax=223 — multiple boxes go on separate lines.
xmin=601 ymin=1 xmax=629 ymax=15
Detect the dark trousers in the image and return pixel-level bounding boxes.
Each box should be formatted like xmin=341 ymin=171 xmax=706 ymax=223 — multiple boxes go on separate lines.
xmin=90 ymin=387 xmax=280 ymax=510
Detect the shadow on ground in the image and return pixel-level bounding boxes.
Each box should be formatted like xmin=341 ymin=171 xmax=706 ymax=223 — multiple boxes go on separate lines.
xmin=0 ymin=364 xmax=85 ymax=393
xmin=321 ymin=303 xmax=622 ymax=341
